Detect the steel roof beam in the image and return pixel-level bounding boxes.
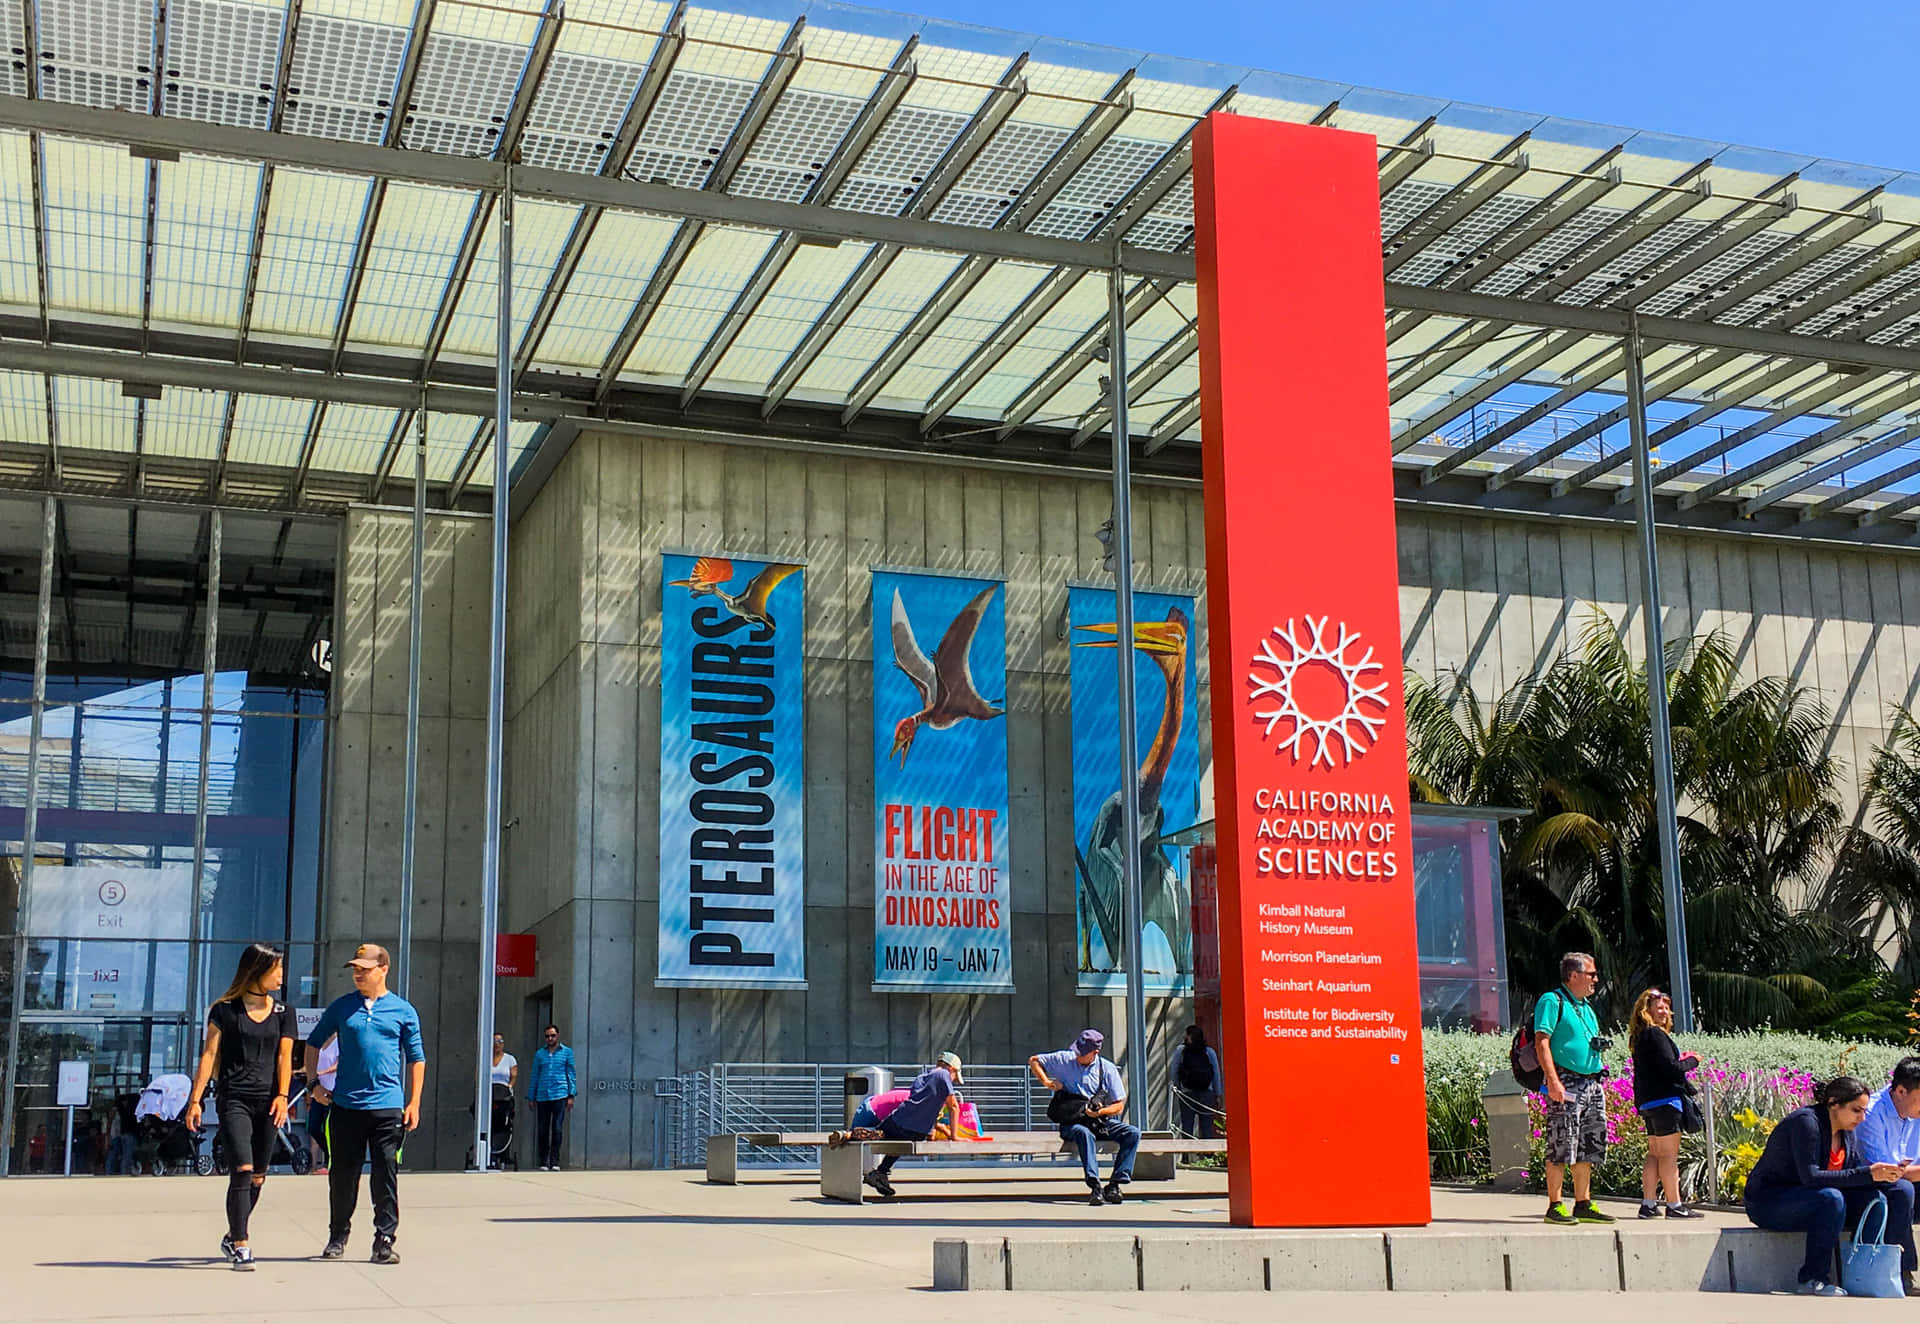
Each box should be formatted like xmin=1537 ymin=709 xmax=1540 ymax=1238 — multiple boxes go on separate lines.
xmin=1437 ymin=147 xmax=1623 ymax=292
xmin=1419 ymin=347 xmax=1624 ymax=485
xmin=838 ymin=74 xmax=1140 ymax=427
xmin=589 ymin=20 xmax=807 ymax=401
xmin=918 ymin=87 xmax=1231 ymax=435
xmin=447 ymin=416 xmax=494 ymax=504
xmin=1514 ymin=166 xmax=1714 ymax=305
xmin=1857 ymin=480 xmax=1920 ymax=526
xmin=755 ymin=57 xmax=1030 ymax=418
xmin=0 ymin=90 xmax=1196 ymax=282
xmin=1374 ymin=117 xmax=1438 ymax=197
xmin=1744 ymin=421 xmax=1920 ymax=517
xmin=1677 ymin=376 xmax=1920 ymax=509
xmin=1548 ymin=356 xmax=1812 ymax=495
xmin=995 ymin=273 xmax=1180 ymax=437
xmin=1610 ymin=197 xmax=1796 ymax=311
xmin=510 ymin=7 xmax=686 ymax=380
xmin=1143 ymin=390 xmax=1200 ymax=455
xmin=1393 ymin=329 xmax=1589 ymax=451
xmin=1675 ymin=192 xmax=1883 ymax=322
xmin=1636 ymin=369 xmax=1897 ymax=500
xmin=676 ymin=40 xmax=920 ymax=409
xmin=1071 ymin=322 xmax=1195 ymax=448
xmin=1381 ymin=132 xmax=1530 ymax=277
xmin=1389 ymin=321 xmax=1527 ymax=405
xmin=1763 ymin=234 xmax=1920 ymax=332
xmin=1488 ymin=347 xmax=1737 ymax=491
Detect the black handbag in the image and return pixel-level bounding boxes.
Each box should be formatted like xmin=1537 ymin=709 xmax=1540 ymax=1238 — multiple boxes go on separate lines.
xmin=1047 ymin=1086 xmax=1110 ymax=1127
xmin=1679 ymin=1096 xmax=1705 ymax=1134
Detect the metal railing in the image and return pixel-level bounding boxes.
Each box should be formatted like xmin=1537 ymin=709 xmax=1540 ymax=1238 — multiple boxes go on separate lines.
xmin=652 ymin=1062 xmax=1052 ymax=1170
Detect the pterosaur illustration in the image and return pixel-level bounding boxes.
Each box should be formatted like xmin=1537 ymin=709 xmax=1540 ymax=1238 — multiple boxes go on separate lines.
xmin=669 ymin=556 xmax=802 ymax=633
xmin=887 ymin=584 xmax=1005 ymax=766
xmin=1073 ymin=608 xmax=1193 ymax=976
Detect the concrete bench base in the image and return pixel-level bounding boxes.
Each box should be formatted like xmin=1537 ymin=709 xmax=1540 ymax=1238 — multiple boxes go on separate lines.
xmin=933 ymin=1226 xmax=1812 ymax=1293
xmin=705 ymin=1131 xmax=1220 ymax=1196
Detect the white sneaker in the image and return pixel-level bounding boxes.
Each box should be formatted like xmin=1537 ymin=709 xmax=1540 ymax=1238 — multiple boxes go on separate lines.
xmin=231 ymin=1246 xmax=255 ymax=1272
xmin=1796 ymin=1280 xmax=1846 ymax=1297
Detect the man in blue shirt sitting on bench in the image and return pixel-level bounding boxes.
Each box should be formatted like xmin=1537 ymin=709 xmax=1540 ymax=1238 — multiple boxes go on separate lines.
xmin=1031 ymin=1029 xmax=1139 ymax=1207
xmin=861 ymin=1052 xmax=963 ymax=1199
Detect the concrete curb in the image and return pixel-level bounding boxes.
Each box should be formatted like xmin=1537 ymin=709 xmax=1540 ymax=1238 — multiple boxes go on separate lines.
xmin=932 ymin=1227 xmax=1809 ymax=1292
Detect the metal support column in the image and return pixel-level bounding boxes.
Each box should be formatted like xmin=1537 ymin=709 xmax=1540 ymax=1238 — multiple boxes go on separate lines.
xmin=473 ymin=169 xmax=511 ymax=1173
xmin=186 ymin=510 xmax=221 ymax=1016
xmin=1106 ymin=263 xmax=1149 ymax=1119
xmin=398 ymin=403 xmax=425 ymax=996
xmin=0 ymin=495 xmax=55 ymax=1176
xmin=1626 ymin=314 xmax=1693 ymax=1029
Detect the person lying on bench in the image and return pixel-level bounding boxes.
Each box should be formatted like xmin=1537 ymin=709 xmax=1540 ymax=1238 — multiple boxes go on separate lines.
xmin=1031 ymin=1029 xmax=1140 ymax=1206
xmin=860 ymin=1053 xmax=963 ymax=1198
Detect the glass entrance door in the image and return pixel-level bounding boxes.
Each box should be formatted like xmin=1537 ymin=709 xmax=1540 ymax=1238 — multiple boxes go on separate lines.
xmin=8 ymin=1016 xmax=190 ymax=1174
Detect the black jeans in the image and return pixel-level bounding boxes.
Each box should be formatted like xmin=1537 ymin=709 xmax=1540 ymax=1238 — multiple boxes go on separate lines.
xmin=535 ymin=1100 xmax=568 ymax=1168
xmin=325 ymin=1106 xmax=404 ymax=1244
xmin=1747 ymin=1179 xmax=1917 ymax=1284
xmin=872 ymin=1114 xmax=932 ymax=1176
xmin=218 ymin=1096 xmax=276 ymax=1242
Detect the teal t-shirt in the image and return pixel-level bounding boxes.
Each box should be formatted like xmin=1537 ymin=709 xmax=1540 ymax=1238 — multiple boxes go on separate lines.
xmin=1534 ymin=989 xmax=1602 ymax=1077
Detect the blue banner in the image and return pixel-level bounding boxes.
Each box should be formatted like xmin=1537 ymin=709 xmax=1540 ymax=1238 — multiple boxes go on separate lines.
xmin=871 ymin=569 xmax=1013 ymax=993
xmin=1068 ymin=584 xmax=1200 ymax=995
xmin=657 ymin=553 xmax=807 ymax=988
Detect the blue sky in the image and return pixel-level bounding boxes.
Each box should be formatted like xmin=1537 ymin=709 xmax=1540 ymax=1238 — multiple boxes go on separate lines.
xmin=895 ymin=0 xmax=1920 ymax=173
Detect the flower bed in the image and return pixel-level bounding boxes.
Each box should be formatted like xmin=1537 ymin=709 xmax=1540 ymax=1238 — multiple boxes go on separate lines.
xmin=1424 ymin=1029 xmax=1911 ymax=1201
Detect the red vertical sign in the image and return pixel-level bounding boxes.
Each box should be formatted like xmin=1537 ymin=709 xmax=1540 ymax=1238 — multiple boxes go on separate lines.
xmin=1193 ymin=113 xmax=1431 ymax=1228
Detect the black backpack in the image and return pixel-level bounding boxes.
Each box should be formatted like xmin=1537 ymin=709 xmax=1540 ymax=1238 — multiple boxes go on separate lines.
xmin=1509 ymin=990 xmax=1564 ymax=1090
xmin=1175 ymin=1046 xmax=1214 ymax=1095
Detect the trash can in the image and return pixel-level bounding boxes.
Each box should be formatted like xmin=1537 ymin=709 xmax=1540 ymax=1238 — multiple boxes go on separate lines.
xmin=844 ymin=1067 xmax=893 ymax=1127
xmin=1481 ymin=1068 xmax=1533 ymax=1192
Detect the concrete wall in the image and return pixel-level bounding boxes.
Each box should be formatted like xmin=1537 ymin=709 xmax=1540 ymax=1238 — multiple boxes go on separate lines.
xmin=503 ymin=432 xmax=1214 ymax=1168
xmin=327 ymin=506 xmax=493 ymax=1170
xmin=334 ymin=433 xmax=1920 ymax=1170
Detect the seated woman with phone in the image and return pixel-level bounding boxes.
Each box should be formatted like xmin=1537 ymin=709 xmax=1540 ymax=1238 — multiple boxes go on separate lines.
xmin=1744 ymin=1075 xmax=1917 ymax=1297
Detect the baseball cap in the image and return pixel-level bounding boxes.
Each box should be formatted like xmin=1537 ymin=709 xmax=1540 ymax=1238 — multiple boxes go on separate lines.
xmin=937 ymin=1051 xmax=964 ymax=1081
xmin=344 ymin=943 xmax=390 ymax=970
xmin=1073 ymin=1029 xmax=1105 ymax=1054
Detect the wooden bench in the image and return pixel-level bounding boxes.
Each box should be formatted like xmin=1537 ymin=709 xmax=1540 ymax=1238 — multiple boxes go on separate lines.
xmin=701 ymin=1131 xmax=1226 ymax=1199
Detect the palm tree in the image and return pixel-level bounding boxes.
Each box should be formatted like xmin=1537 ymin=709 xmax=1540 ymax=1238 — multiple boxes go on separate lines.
xmin=1409 ymin=613 xmax=1869 ymax=1030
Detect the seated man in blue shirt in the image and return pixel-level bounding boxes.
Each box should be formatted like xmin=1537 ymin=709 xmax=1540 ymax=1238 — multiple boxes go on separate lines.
xmin=303 ymin=944 xmax=425 ymax=1266
xmin=1031 ymin=1028 xmax=1139 ymax=1207
xmin=861 ymin=1052 xmax=963 ymax=1198
xmin=1857 ymin=1055 xmax=1920 ymax=1260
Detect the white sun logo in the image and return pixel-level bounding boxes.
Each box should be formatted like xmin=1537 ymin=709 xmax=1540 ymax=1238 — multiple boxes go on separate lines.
xmin=1246 ymin=616 xmax=1390 ymax=768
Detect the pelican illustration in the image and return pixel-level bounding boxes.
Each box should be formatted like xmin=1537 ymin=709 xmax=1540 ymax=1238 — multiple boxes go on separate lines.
xmin=888 ymin=585 xmax=1005 ymax=766
xmin=669 ymin=556 xmax=801 ymax=633
xmin=1073 ymin=609 xmax=1193 ymax=977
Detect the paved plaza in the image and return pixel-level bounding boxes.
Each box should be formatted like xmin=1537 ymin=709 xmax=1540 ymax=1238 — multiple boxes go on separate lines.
xmin=0 ymin=1165 xmax=1895 ymax=1322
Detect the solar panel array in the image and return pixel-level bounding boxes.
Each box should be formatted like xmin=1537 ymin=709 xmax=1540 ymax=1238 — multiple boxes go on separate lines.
xmin=0 ymin=0 xmax=1911 ymax=539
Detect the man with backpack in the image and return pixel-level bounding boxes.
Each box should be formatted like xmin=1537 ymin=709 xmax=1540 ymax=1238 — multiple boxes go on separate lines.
xmin=1525 ymin=952 xmax=1615 ymax=1225
xmin=1170 ymin=1025 xmax=1222 ymax=1139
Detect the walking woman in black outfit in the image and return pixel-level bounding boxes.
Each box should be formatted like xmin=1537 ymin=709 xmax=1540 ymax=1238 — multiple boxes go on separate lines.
xmin=1629 ymin=987 xmax=1702 ymax=1218
xmin=184 ymin=944 xmax=295 ymax=1271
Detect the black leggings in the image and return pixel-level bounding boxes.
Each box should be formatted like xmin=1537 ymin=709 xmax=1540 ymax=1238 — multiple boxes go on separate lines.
xmin=219 ymin=1097 xmax=275 ymax=1243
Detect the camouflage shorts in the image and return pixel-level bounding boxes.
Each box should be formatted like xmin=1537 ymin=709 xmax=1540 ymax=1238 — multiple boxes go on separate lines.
xmin=1544 ymin=1073 xmax=1607 ymax=1166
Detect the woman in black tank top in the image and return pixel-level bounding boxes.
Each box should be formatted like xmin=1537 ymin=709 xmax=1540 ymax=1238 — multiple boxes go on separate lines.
xmin=184 ymin=944 xmax=294 ymax=1271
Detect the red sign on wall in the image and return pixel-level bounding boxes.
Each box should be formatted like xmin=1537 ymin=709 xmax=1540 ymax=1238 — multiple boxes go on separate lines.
xmin=495 ymin=933 xmax=536 ymax=978
xmin=1194 ymin=112 xmax=1431 ymax=1228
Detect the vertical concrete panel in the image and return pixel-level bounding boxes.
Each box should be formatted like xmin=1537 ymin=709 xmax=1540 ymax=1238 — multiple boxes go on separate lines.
xmin=1747 ymin=544 xmax=1789 ymax=682
xmin=443 ymin=718 xmax=486 ymax=942
xmin=1836 ymin=555 xmax=1883 ymax=736
xmin=1806 ymin=552 xmax=1851 ymax=758
xmin=336 ymin=510 xmax=378 ymax=715
xmin=1656 ymin=524 xmax=1694 ymax=652
xmin=1684 ymin=537 xmax=1726 ymax=652
xmin=411 ymin=714 xmax=450 ymax=943
xmin=640 ymin=439 xmax=680 ymax=652
xmin=1524 ymin=524 xmax=1568 ymax=674
xmin=628 ymin=901 xmax=672 ymax=1160
xmin=589 ymin=643 xmax=639 ymax=902
xmin=1490 ymin=522 xmax=1534 ymax=693
xmin=805 ymin=906 xmax=851 ymax=1063
xmin=362 ymin=714 xmax=407 ymax=940
xmin=765 ymin=450 xmax=808 ymax=566
xmin=371 ymin=513 xmax=411 ymax=716
xmin=327 ymin=708 xmax=372 ymax=938
xmin=1715 ymin=539 xmax=1759 ymax=680
xmin=449 ymin=516 xmax=492 ymax=721
xmin=1867 ymin=560 xmax=1913 ymax=728
xmin=920 ymin=468 xmax=960 ymax=572
xmin=680 ymin=444 xmax=726 ymax=550
xmin=806 ymin=457 xmax=849 ymax=662
xmin=1894 ymin=561 xmax=1920 ymax=715
xmin=585 ymin=898 xmax=635 ymax=1167
xmin=1776 ymin=546 xmax=1818 ymax=693
xmin=1425 ymin=516 xmax=1470 ymax=695
xmin=1397 ymin=514 xmax=1436 ymax=675
xmin=964 ymin=468 xmax=1004 ymax=579
xmin=1593 ymin=525 xmax=1636 ymax=654
xmin=595 ymin=437 xmax=644 ymax=648
xmin=1003 ymin=479 xmax=1042 ymax=676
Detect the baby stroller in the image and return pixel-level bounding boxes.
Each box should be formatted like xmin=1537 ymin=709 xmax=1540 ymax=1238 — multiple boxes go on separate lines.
xmin=133 ymin=1073 xmax=210 ymax=1176
xmin=208 ymin=1079 xmax=314 ymax=1176
xmin=466 ymin=1083 xmax=518 ymax=1170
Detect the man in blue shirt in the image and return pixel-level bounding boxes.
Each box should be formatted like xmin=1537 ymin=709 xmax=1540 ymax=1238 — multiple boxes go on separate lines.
xmin=861 ymin=1052 xmax=962 ymax=1198
xmin=528 ymin=1025 xmax=578 ymax=1171
xmin=1031 ymin=1029 xmax=1139 ymax=1206
xmin=304 ymin=944 xmax=425 ymax=1265
xmin=1858 ymin=1058 xmax=1920 ymax=1178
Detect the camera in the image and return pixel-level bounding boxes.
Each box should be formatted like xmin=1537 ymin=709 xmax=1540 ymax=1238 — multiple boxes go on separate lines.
xmin=1590 ymin=1035 xmax=1614 ymax=1053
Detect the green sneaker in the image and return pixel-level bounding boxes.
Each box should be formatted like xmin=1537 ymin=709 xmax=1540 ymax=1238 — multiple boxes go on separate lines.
xmin=1543 ymin=1202 xmax=1576 ymax=1225
xmin=1573 ymin=1201 xmax=1616 ymax=1225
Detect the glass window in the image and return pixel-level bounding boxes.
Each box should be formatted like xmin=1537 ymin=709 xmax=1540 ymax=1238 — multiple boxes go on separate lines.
xmin=1411 ymin=814 xmax=1508 ymax=1032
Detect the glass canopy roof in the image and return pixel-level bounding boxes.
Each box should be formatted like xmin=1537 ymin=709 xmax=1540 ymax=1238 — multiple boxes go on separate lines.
xmin=0 ymin=0 xmax=1914 ymax=543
